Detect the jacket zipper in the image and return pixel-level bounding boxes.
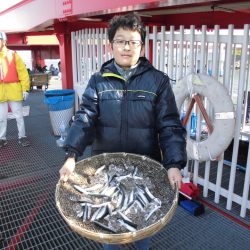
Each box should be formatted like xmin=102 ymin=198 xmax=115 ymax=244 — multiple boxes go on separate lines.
xmin=120 ymin=79 xmax=128 ymax=151
xmin=124 ymin=80 xmax=128 ymax=150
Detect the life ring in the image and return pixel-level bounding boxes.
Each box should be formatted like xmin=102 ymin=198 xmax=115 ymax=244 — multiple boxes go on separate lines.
xmin=173 ymin=73 xmax=235 ymax=161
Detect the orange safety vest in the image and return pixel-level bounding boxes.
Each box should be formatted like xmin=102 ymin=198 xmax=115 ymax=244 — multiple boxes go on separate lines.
xmin=0 ymin=50 xmax=19 ymax=83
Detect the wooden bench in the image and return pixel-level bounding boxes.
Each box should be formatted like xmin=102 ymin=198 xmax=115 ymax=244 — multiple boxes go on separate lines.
xmin=29 ymin=73 xmax=52 ymax=91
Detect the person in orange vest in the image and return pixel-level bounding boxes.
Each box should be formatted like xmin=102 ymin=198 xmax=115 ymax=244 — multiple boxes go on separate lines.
xmin=0 ymin=31 xmax=31 ymax=147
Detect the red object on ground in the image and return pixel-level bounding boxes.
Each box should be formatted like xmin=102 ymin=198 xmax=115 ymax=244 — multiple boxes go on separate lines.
xmin=5 ymin=192 xmax=48 ymax=250
xmin=180 ymin=182 xmax=201 ymax=199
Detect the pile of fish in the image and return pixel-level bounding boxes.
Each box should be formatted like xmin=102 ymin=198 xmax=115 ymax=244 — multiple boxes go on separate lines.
xmin=69 ymin=163 xmax=163 ymax=233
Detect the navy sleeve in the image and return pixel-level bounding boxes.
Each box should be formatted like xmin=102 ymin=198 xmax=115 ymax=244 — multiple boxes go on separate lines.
xmin=155 ymin=75 xmax=187 ymax=169
xmin=63 ymin=75 xmax=98 ymax=155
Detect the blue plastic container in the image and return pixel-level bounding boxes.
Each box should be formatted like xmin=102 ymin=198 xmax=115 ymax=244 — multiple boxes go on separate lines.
xmin=181 ymin=111 xmax=197 ymax=135
xmin=44 ymin=90 xmax=75 ymax=111
xmin=190 ymin=112 xmax=197 ymax=134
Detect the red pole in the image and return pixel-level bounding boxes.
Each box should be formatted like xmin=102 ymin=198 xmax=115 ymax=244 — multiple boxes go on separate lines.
xmin=56 ymin=33 xmax=73 ymax=89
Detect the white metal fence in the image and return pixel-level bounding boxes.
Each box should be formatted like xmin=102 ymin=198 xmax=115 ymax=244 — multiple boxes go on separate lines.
xmin=71 ymin=24 xmax=250 ymax=218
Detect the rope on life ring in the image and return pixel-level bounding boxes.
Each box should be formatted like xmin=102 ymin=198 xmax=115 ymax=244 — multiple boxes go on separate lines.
xmin=173 ymin=73 xmax=235 ymax=161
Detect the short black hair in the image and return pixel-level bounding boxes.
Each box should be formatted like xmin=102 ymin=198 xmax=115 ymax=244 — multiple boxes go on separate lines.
xmin=108 ymin=13 xmax=146 ymax=43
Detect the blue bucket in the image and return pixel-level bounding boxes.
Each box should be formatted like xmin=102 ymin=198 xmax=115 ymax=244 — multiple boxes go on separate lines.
xmin=44 ymin=89 xmax=75 ymax=111
xmin=181 ymin=111 xmax=197 ymax=135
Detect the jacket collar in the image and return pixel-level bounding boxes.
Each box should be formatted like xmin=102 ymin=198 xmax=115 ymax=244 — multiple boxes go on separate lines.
xmin=100 ymin=57 xmax=153 ymax=78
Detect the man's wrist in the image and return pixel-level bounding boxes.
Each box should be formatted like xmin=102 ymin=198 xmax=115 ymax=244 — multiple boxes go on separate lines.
xmin=64 ymin=151 xmax=78 ymax=162
xmin=166 ymin=164 xmax=182 ymax=170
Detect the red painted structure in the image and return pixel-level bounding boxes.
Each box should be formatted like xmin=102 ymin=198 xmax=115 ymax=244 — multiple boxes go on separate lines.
xmin=1 ymin=0 xmax=250 ymax=89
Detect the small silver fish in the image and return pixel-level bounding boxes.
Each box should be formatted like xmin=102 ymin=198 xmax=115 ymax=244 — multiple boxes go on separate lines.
xmin=93 ymin=220 xmax=117 ymax=233
xmin=118 ymin=219 xmax=137 ymax=232
xmin=95 ymin=165 xmax=106 ymax=175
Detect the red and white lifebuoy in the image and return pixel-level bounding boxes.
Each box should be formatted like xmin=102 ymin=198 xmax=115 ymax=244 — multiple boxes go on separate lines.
xmin=173 ymin=73 xmax=235 ymax=161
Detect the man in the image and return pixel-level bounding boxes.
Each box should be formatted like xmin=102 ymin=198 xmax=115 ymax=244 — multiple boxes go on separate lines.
xmin=0 ymin=31 xmax=30 ymax=147
xmin=59 ymin=13 xmax=187 ymax=250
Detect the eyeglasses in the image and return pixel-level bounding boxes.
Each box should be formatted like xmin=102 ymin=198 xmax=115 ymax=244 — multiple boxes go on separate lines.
xmin=112 ymin=39 xmax=143 ymax=48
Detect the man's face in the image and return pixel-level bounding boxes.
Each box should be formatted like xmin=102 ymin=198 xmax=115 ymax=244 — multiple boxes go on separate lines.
xmin=110 ymin=28 xmax=144 ymax=70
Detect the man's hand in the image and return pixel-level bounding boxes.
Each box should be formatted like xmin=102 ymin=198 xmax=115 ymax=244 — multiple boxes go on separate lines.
xmin=167 ymin=167 xmax=182 ymax=189
xmin=59 ymin=157 xmax=76 ymax=182
xmin=23 ymin=92 xmax=29 ymax=101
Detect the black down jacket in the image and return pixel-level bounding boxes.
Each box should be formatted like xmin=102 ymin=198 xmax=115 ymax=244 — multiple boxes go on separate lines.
xmin=64 ymin=57 xmax=187 ymax=169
